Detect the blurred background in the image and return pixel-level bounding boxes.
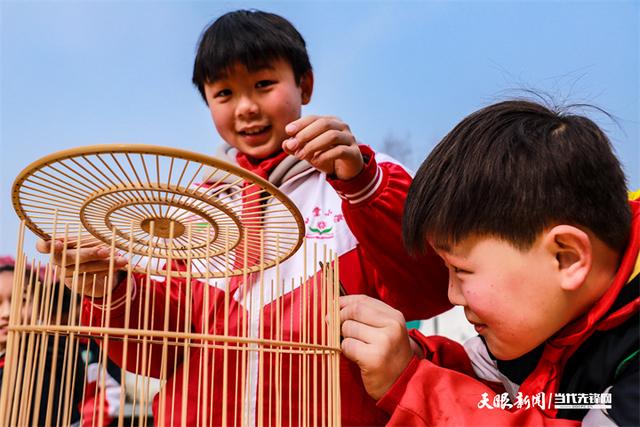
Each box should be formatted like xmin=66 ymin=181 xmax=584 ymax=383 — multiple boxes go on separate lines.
xmin=1 ymin=0 xmax=638 ymax=340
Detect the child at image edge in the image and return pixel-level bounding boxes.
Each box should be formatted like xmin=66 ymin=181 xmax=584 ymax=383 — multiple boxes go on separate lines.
xmin=37 ymin=10 xmax=450 ymax=426
xmin=340 ymin=100 xmax=639 ymax=426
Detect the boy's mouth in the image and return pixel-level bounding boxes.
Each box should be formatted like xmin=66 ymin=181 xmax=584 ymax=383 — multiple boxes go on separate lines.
xmin=465 ymin=311 xmax=487 ymax=333
xmin=238 ymin=125 xmax=271 ymax=136
xmin=472 ymin=323 xmax=486 ymax=333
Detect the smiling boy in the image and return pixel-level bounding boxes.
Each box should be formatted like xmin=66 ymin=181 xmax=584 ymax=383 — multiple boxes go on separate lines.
xmin=340 ymin=100 xmax=639 ymax=425
xmin=38 ymin=10 xmax=450 ymax=426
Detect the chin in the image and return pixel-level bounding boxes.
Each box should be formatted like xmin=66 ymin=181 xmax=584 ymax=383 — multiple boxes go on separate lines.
xmin=485 ymin=341 xmax=526 ymax=361
xmin=243 ymin=144 xmax=282 ymax=159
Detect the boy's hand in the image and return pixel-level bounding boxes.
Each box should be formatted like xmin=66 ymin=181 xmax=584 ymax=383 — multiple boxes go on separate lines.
xmin=283 ymin=115 xmax=364 ymax=181
xmin=36 ymin=239 xmax=127 ymax=298
xmin=339 ymin=294 xmax=414 ymax=400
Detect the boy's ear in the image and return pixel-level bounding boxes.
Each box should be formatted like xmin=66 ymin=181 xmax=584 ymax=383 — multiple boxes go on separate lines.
xmin=544 ymin=225 xmax=592 ymax=291
xmin=300 ymin=70 xmax=314 ymax=105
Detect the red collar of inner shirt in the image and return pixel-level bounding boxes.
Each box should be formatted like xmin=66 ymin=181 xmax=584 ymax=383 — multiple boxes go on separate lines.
xmin=235 ymin=149 xmax=289 ymax=180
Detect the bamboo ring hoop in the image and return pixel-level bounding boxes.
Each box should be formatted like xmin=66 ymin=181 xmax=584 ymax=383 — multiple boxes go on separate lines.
xmin=12 ymin=144 xmax=305 ymax=278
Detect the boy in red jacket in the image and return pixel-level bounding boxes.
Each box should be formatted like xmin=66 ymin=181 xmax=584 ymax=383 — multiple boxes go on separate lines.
xmin=38 ymin=10 xmax=450 ymax=426
xmin=340 ymin=100 xmax=639 ymax=425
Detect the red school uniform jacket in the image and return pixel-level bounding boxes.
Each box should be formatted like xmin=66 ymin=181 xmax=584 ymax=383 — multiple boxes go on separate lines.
xmin=82 ymin=145 xmax=450 ymax=426
xmin=377 ymin=198 xmax=640 ymax=426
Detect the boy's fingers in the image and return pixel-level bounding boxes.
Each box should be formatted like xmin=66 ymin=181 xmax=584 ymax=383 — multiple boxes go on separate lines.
xmin=38 ymin=238 xmax=112 ymax=262
xmin=36 ymin=238 xmax=68 ymax=254
xmin=340 ymin=302 xmax=391 ymax=329
xmin=52 ymin=246 xmax=93 ymax=266
xmin=293 ymin=116 xmax=345 ymax=144
xmin=342 ymin=339 xmax=389 ymax=375
xmin=341 ymin=337 xmax=369 ymax=364
xmin=285 ymin=115 xmax=321 ymax=136
xmin=36 ymin=239 xmax=51 ymax=254
xmin=37 ymin=238 xmax=104 ymax=254
xmin=296 ymin=130 xmax=353 ymax=161
xmin=53 ymin=246 xmax=125 ymax=268
xmin=285 ymin=116 xmax=348 ymax=153
xmin=282 ymin=138 xmax=300 ymax=155
xmin=340 ymin=295 xmax=406 ymax=327
xmin=341 ymin=319 xmax=379 ymax=344
xmin=340 ymin=294 xmax=383 ymax=311
xmin=340 ymin=294 xmax=367 ymax=308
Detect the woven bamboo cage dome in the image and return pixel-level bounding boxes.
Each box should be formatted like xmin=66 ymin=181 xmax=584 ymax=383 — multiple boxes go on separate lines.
xmin=0 ymin=144 xmax=342 ymax=427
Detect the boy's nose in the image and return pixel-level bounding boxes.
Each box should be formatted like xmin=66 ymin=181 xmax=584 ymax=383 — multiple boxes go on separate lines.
xmin=447 ymin=275 xmax=466 ymax=306
xmin=236 ymin=95 xmax=260 ymax=119
xmin=0 ymin=300 xmax=10 ymax=319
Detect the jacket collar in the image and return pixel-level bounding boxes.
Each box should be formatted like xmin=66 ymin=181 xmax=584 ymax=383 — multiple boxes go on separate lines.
xmin=215 ymin=143 xmax=313 ymax=186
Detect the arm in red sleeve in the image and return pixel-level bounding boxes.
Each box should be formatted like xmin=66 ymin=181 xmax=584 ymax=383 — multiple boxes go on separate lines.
xmin=81 ymin=273 xmax=193 ymax=379
xmin=327 ymin=145 xmax=451 ymax=320
xmin=377 ymin=331 xmax=581 ymax=426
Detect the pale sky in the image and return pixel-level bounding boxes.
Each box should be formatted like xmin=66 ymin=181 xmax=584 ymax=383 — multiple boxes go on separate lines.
xmin=1 ymin=0 xmax=638 ymax=255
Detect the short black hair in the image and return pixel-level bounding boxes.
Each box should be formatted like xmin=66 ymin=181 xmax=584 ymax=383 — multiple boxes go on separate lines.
xmin=0 ymin=263 xmax=33 ymax=281
xmin=192 ymin=9 xmax=312 ymax=103
xmin=403 ymin=99 xmax=631 ymax=253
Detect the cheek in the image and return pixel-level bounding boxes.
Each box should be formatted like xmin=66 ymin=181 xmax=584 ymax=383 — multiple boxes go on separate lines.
xmin=463 ymin=281 xmax=516 ymax=326
xmin=210 ymin=106 xmax=231 ymax=132
xmin=461 ymin=284 xmax=492 ymax=314
xmin=270 ymin=91 xmax=301 ymax=121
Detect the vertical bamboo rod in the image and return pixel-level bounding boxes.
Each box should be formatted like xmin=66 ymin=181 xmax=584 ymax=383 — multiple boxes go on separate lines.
xmin=157 ymin=220 xmax=175 ymax=426
xmin=221 ymin=225 xmax=231 ymax=427
xmin=268 ymin=277 xmax=274 ymax=427
xmin=239 ymin=231 xmax=249 ymax=427
xmin=18 ymin=259 xmax=39 ymax=425
xmin=138 ymin=222 xmax=155 ymax=427
xmin=117 ymin=222 xmax=136 ymax=427
xmin=274 ymin=235 xmax=282 ymax=427
xmin=201 ymin=226 xmax=212 ymax=427
xmin=11 ymin=256 xmax=29 ymax=426
xmin=311 ymin=242 xmax=318 ymax=427
xmin=61 ymin=227 xmax=84 ymax=427
xmin=96 ymin=228 xmax=118 ymax=427
xmin=300 ymin=239 xmax=307 ymax=427
xmin=257 ymin=230 xmax=265 ymax=427
xmin=44 ymin=223 xmax=70 ymax=427
xmin=336 ymin=252 xmax=342 ymax=427
xmin=169 ymin=244 xmax=183 ymax=427
xmin=0 ymin=222 xmax=25 ymax=421
xmin=180 ymin=223 xmax=194 ymax=427
xmin=78 ymin=273 xmax=95 ymax=427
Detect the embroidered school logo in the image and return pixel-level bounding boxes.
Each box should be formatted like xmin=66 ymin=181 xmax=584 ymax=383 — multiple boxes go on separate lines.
xmin=305 ymin=207 xmax=344 ymax=239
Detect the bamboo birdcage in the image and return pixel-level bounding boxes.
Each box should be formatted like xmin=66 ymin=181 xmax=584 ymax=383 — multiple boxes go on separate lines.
xmin=0 ymin=145 xmax=342 ymax=426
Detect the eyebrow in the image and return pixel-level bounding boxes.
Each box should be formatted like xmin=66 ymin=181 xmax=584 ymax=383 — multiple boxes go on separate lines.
xmin=211 ymin=63 xmax=277 ymax=83
xmin=253 ymin=63 xmax=276 ymax=71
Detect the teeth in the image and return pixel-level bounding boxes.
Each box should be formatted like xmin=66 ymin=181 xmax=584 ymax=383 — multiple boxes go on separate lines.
xmin=242 ymin=126 xmax=267 ymax=135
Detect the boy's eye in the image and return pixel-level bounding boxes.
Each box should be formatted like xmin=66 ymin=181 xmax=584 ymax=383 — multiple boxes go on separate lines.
xmin=255 ymin=80 xmax=275 ymax=89
xmin=452 ymin=266 xmax=471 ymax=274
xmin=213 ymin=89 xmax=231 ymax=98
